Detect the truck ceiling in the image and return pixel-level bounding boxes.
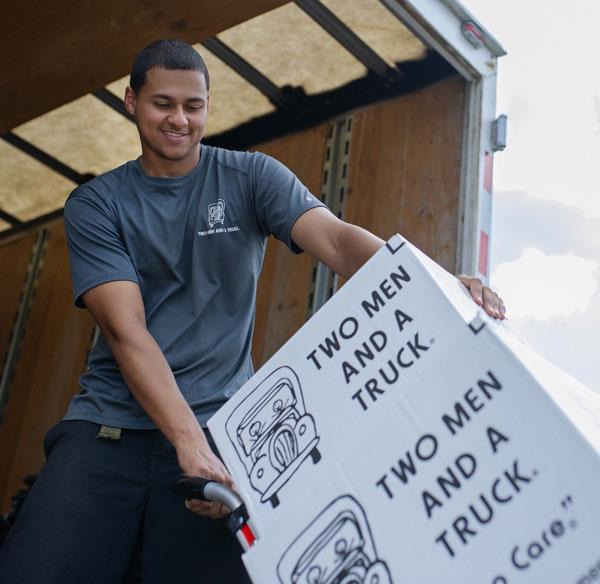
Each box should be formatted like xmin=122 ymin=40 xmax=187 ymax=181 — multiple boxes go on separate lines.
xmin=0 ymin=0 xmax=501 ymax=238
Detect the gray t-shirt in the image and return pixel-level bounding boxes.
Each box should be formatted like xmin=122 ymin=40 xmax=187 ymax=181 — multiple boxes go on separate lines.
xmin=63 ymin=145 xmax=324 ymax=428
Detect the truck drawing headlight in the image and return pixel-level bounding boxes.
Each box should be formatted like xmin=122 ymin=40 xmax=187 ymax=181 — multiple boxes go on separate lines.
xmin=225 ymin=366 xmax=321 ymax=507
xmin=277 ymin=495 xmax=393 ymax=584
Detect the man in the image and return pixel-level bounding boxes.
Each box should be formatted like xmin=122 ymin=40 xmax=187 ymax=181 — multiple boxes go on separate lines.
xmin=0 ymin=39 xmax=505 ymax=583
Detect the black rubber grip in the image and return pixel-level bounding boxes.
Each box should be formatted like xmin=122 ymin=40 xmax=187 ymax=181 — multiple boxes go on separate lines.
xmin=172 ymin=475 xmax=211 ymax=500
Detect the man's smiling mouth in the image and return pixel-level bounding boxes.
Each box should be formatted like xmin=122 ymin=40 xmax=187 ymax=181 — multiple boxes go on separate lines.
xmin=161 ymin=130 xmax=191 ymax=138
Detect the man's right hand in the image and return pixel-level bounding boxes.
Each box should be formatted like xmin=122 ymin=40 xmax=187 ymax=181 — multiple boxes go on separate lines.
xmin=176 ymin=441 xmax=235 ymax=519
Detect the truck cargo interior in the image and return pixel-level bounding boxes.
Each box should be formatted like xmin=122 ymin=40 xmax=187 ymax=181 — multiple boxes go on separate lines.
xmin=0 ymin=0 xmax=505 ymax=516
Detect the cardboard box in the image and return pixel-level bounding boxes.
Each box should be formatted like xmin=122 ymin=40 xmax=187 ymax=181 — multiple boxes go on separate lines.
xmin=208 ymin=235 xmax=600 ymax=584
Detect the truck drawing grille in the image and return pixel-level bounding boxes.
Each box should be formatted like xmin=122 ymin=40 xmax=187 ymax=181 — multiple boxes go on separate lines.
xmin=272 ymin=427 xmax=298 ymax=470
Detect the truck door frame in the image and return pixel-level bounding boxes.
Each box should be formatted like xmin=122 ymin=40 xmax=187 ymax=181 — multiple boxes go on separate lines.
xmin=381 ymin=0 xmax=506 ymax=282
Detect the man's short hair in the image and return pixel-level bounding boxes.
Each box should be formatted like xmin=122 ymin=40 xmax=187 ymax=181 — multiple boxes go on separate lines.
xmin=130 ymin=39 xmax=210 ymax=94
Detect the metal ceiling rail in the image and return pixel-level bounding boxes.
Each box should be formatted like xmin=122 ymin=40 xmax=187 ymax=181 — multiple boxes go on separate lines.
xmin=0 ymin=209 xmax=64 ymax=244
xmin=92 ymin=89 xmax=135 ymax=123
xmin=0 ymin=209 xmax=21 ymax=226
xmin=295 ymin=0 xmax=402 ymax=81
xmin=201 ymin=37 xmax=296 ymax=112
xmin=1 ymin=133 xmax=93 ymax=185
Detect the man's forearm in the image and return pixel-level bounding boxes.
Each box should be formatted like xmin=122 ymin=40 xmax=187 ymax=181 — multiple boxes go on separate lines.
xmin=106 ymin=327 xmax=207 ymax=450
xmin=333 ymin=222 xmax=385 ymax=278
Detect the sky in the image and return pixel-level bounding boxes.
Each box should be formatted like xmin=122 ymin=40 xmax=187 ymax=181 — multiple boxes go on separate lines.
xmin=459 ymin=0 xmax=600 ymax=392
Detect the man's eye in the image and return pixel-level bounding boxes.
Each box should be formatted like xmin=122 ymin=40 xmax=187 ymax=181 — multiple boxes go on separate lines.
xmin=155 ymin=102 xmax=170 ymax=108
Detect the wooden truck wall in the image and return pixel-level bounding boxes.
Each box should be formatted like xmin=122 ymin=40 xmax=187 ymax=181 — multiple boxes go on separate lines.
xmin=0 ymin=75 xmax=465 ymax=512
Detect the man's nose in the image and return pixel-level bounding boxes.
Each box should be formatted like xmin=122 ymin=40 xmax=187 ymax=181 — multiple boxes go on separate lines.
xmin=168 ymin=106 xmax=187 ymax=126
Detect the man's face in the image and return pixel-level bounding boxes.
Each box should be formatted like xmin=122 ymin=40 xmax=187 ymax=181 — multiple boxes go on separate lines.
xmin=125 ymin=67 xmax=209 ymax=166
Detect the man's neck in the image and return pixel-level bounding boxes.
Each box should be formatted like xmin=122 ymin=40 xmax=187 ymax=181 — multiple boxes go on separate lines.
xmin=139 ymin=146 xmax=201 ymax=178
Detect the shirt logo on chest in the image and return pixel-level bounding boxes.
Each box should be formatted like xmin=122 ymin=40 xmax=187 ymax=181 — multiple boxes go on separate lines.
xmin=208 ymin=199 xmax=226 ymax=228
xmin=198 ymin=198 xmax=240 ymax=238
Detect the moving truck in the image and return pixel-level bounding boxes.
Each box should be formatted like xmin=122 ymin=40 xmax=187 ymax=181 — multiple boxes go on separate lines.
xmin=0 ymin=0 xmax=506 ymax=518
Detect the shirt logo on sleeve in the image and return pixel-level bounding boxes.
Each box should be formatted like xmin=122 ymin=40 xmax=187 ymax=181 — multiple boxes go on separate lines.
xmin=208 ymin=199 xmax=226 ymax=228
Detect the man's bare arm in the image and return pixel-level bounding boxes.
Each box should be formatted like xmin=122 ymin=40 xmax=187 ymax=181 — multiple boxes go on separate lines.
xmin=82 ymin=280 xmax=231 ymax=518
xmin=291 ymin=207 xmax=385 ymax=278
xmin=291 ymin=207 xmax=506 ymax=319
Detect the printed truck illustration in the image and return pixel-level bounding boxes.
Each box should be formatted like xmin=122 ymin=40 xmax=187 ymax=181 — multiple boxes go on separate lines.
xmin=277 ymin=495 xmax=393 ymax=584
xmin=225 ymin=366 xmax=320 ymax=507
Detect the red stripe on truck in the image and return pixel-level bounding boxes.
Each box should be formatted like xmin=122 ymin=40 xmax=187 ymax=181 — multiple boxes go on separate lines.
xmin=478 ymin=231 xmax=489 ymax=276
xmin=483 ymin=153 xmax=493 ymax=193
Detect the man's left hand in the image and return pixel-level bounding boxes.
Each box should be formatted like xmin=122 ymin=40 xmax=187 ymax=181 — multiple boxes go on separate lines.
xmin=458 ymin=275 xmax=506 ymax=320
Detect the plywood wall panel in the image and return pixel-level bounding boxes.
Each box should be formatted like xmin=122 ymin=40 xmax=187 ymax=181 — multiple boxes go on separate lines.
xmin=344 ymin=76 xmax=465 ymax=273
xmin=0 ymin=224 xmax=95 ymax=512
xmin=251 ymin=124 xmax=327 ymax=368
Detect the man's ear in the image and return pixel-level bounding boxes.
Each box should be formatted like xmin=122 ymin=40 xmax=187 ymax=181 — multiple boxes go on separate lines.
xmin=124 ymin=86 xmax=136 ymax=116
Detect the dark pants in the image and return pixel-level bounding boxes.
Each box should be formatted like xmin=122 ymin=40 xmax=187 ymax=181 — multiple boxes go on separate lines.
xmin=0 ymin=420 xmax=251 ymax=584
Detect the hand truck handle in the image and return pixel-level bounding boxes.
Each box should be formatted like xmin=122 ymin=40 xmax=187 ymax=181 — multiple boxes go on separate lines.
xmin=172 ymin=474 xmax=256 ymax=550
xmin=173 ymin=474 xmax=244 ymax=512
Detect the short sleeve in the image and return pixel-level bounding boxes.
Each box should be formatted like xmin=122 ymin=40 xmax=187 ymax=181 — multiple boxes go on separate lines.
xmin=253 ymin=153 xmax=327 ymax=253
xmin=64 ymin=192 xmax=140 ymax=308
